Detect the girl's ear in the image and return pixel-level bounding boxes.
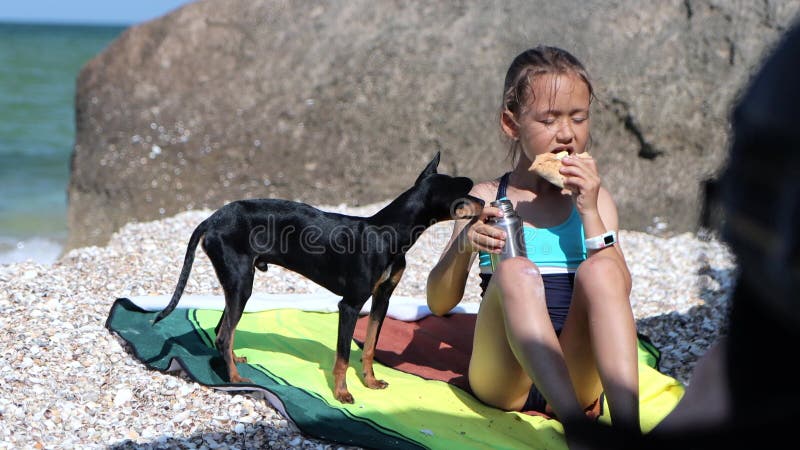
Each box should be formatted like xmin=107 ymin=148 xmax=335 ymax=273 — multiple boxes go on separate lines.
xmin=500 ymin=110 xmax=519 ymax=140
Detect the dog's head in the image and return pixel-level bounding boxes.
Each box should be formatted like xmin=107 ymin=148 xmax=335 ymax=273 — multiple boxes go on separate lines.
xmin=413 ymin=152 xmax=484 ymax=222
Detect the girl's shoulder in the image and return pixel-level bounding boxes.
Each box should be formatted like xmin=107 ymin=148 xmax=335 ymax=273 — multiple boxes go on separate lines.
xmin=470 ymin=178 xmax=503 ymax=203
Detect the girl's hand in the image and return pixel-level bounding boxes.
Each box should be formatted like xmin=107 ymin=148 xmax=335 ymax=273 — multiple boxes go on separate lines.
xmin=458 ymin=205 xmax=506 ymax=254
xmin=560 ymin=154 xmax=601 ymax=216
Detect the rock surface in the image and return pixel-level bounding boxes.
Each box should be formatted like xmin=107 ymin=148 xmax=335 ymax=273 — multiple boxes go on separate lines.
xmin=67 ymin=0 xmax=800 ymax=249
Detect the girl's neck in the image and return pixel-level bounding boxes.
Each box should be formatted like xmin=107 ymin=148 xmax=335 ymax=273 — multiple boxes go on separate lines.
xmin=508 ymin=159 xmax=560 ymax=195
xmin=506 ymin=161 xmax=575 ymax=229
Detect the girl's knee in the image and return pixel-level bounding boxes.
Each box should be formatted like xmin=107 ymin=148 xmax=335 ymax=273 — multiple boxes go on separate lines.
xmin=492 ymin=257 xmax=545 ymax=305
xmin=468 ymin=365 xmax=529 ymax=411
xmin=495 ymin=256 xmax=541 ymax=281
xmin=575 ymin=255 xmax=629 ymax=294
xmin=576 ymin=255 xmax=617 ymax=277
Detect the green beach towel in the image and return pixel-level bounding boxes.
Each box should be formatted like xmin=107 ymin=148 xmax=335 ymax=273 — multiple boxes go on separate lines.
xmin=106 ymin=296 xmax=684 ymax=450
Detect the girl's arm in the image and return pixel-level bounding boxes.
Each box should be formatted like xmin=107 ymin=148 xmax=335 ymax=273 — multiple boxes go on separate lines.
xmin=584 ymin=187 xmax=632 ymax=293
xmin=561 ymin=156 xmax=632 ymax=292
xmin=426 ymin=218 xmax=478 ymax=315
xmin=426 ymin=184 xmax=503 ymax=315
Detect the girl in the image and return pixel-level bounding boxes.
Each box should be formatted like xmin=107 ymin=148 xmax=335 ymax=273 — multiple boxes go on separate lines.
xmin=426 ymin=46 xmax=640 ymax=436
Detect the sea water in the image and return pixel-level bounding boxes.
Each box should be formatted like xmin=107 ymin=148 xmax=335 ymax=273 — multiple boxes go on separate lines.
xmin=0 ymin=22 xmax=124 ymax=264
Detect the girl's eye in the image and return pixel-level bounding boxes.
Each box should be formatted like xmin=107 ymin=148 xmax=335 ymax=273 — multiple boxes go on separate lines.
xmin=540 ymin=118 xmax=556 ymax=125
xmin=572 ymin=116 xmax=587 ymax=123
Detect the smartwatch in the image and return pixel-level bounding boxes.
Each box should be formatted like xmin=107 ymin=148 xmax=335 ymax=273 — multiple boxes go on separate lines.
xmin=585 ymin=231 xmax=617 ymax=250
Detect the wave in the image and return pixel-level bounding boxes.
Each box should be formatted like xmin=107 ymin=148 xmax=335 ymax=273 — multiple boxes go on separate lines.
xmin=0 ymin=235 xmax=63 ymax=265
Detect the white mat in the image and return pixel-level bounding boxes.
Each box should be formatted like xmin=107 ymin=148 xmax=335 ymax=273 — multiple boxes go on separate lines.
xmin=127 ymin=292 xmax=479 ymax=322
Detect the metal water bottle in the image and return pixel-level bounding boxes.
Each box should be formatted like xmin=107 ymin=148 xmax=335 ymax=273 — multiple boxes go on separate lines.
xmin=487 ymin=198 xmax=527 ymax=271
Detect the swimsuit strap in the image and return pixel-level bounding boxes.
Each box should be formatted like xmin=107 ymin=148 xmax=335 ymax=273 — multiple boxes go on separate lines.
xmin=497 ymin=172 xmax=511 ymax=200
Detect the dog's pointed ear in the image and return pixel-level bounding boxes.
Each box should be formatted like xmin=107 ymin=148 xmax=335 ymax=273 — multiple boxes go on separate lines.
xmin=415 ymin=151 xmax=441 ymax=184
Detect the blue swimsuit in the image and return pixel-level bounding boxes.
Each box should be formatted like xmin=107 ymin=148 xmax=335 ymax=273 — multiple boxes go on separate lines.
xmin=477 ymin=172 xmax=587 ymax=334
xmin=477 ymin=172 xmax=588 ymax=413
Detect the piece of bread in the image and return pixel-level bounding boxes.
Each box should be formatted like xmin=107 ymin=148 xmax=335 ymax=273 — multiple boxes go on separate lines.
xmin=529 ymin=151 xmax=591 ymax=189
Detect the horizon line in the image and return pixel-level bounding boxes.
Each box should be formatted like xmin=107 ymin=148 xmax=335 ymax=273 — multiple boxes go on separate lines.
xmin=0 ymin=18 xmax=142 ymax=27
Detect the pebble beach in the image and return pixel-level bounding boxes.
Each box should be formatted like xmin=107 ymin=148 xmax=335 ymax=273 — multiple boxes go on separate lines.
xmin=0 ymin=201 xmax=737 ymax=449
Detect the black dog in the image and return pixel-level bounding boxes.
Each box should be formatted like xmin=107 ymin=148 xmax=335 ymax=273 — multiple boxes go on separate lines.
xmin=153 ymin=152 xmax=480 ymax=403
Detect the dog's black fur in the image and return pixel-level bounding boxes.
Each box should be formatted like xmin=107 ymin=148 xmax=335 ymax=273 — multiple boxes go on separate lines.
xmin=153 ymin=152 xmax=480 ymax=403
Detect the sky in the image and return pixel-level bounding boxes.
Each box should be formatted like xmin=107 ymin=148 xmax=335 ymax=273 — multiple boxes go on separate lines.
xmin=0 ymin=0 xmax=196 ymax=26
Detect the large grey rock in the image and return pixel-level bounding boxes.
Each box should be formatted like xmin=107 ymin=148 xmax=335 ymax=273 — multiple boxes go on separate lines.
xmin=67 ymin=0 xmax=800 ymax=250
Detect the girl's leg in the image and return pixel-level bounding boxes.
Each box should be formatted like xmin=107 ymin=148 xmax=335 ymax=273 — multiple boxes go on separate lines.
xmin=469 ymin=256 xmax=586 ymax=422
xmin=560 ymin=254 xmax=640 ymax=431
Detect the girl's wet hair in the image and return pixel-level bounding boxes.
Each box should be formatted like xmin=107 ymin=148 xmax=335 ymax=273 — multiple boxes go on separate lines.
xmin=501 ymin=46 xmax=594 ymax=164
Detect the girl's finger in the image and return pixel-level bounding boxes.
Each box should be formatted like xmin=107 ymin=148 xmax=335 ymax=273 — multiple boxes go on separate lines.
xmin=562 ymin=155 xmax=598 ymax=177
xmin=478 ymin=236 xmax=506 ymax=253
xmin=470 ymin=226 xmax=506 ymax=251
xmin=479 ymin=206 xmax=504 ymax=221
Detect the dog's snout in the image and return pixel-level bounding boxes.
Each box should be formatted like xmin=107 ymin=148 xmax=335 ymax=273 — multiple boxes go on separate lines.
xmin=460 ymin=177 xmax=474 ymax=193
xmin=451 ymin=195 xmax=484 ymax=219
xmin=465 ymin=194 xmax=484 ymax=208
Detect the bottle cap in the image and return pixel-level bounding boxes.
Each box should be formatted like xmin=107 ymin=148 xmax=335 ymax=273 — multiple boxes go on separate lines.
xmin=490 ymin=198 xmax=515 ymax=215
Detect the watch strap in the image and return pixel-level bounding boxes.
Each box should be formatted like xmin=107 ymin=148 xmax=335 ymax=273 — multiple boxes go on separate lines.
xmin=585 ymin=231 xmax=617 ymax=250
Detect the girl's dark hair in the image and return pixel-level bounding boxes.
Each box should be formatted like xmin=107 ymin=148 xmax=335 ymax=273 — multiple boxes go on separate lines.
xmin=501 ymin=46 xmax=595 ymax=164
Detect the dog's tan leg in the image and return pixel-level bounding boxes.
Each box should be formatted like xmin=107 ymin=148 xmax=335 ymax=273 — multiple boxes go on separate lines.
xmin=205 ymin=241 xmax=255 ymax=385
xmin=213 ymin=296 xmax=252 ymax=384
xmin=231 ymin=341 xmax=248 ymax=365
xmin=362 ymin=265 xmax=403 ymax=390
xmin=361 ymin=316 xmax=388 ymax=390
xmin=219 ymin=329 xmax=252 ymax=384
xmin=333 ymin=356 xmax=353 ymax=403
xmin=333 ymin=298 xmax=366 ymax=403
xmin=227 ymin=361 xmax=251 ymax=384
xmin=215 ymin=312 xmax=248 ymax=364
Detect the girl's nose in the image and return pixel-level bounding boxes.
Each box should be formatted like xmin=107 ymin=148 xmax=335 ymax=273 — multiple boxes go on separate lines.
xmin=555 ymin=119 xmax=574 ymax=142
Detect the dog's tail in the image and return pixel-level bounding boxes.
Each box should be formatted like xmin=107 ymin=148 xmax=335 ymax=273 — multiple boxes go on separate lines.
xmin=153 ymin=219 xmax=209 ymax=325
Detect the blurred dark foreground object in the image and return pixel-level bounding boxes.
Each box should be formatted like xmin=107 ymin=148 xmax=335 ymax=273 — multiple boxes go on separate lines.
xmin=565 ymin=19 xmax=800 ymax=449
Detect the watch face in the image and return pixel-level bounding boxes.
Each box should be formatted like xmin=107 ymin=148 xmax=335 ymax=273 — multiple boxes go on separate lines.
xmin=604 ymin=235 xmax=614 ymax=245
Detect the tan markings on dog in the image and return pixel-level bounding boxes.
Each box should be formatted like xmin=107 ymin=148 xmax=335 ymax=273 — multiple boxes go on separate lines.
xmin=360 ymin=317 xmax=388 ymax=389
xmin=362 ymin=313 xmax=393 ymax=388
xmin=452 ymin=198 xmax=480 ymax=220
xmin=226 ymin=348 xmax=251 ymax=383
xmin=362 ymin=265 xmax=403 ymax=391
xmin=389 ymin=267 xmax=405 ymax=286
xmin=371 ymin=263 xmax=393 ymax=296
xmin=333 ymin=356 xmax=353 ymax=403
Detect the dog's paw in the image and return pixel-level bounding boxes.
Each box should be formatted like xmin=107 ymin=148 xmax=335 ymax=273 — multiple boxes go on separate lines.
xmin=335 ymin=390 xmax=355 ymax=404
xmin=234 ymin=355 xmax=248 ymax=363
xmin=230 ymin=375 xmax=252 ymax=384
xmin=365 ymin=378 xmax=389 ymax=390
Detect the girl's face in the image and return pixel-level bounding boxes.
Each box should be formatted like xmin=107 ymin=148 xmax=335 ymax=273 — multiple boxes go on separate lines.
xmin=503 ymin=72 xmax=591 ymax=163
